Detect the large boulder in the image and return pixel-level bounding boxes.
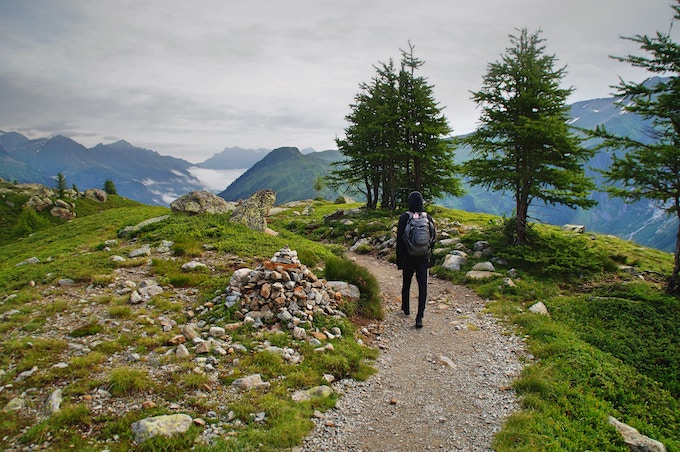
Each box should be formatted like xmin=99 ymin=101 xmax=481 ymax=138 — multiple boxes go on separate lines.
xmin=442 ymin=251 xmax=468 ymax=271
xmin=230 ymin=189 xmax=276 ymax=232
xmin=50 ymin=206 xmax=75 ymax=220
xmin=24 ymin=195 xmax=53 ymax=212
xmin=84 ymin=188 xmax=107 ymax=203
xmin=608 ymin=416 xmax=666 ymax=452
xmin=170 ymin=190 xmax=234 ymax=215
xmin=130 ymin=414 xmax=193 ymax=444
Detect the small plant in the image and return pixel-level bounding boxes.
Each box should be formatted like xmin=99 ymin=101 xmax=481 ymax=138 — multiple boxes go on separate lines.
xmin=69 ymin=320 xmax=103 ymax=338
xmin=108 ymin=305 xmax=132 ymax=318
xmin=107 ymin=367 xmax=152 ymax=396
xmin=171 ymin=235 xmax=203 ymax=257
xmin=91 ymin=274 xmax=114 ymax=286
xmin=13 ymin=207 xmax=50 ymax=237
xmin=324 ymin=255 xmax=383 ymax=319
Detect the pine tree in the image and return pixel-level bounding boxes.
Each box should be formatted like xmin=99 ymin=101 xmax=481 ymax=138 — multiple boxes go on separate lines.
xmin=330 ymin=45 xmax=462 ymax=210
xmin=103 ymin=179 xmax=117 ymax=195
xmin=56 ymin=173 xmax=67 ymax=199
xmin=313 ymin=174 xmax=325 ymax=199
xmin=398 ymin=42 xmax=462 ymax=207
xmin=591 ymin=1 xmax=680 ymax=294
xmin=329 ymin=60 xmax=400 ymax=209
xmin=462 ymin=28 xmax=596 ymax=245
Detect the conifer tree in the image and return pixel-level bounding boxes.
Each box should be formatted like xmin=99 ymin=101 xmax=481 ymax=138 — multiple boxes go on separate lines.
xmin=56 ymin=172 xmax=67 ymax=198
xmin=103 ymin=179 xmax=117 ymax=195
xmin=330 ymin=60 xmax=401 ymax=209
xmin=462 ymin=28 xmax=596 ymax=245
xmin=591 ymin=1 xmax=680 ymax=294
xmin=330 ymin=45 xmax=461 ymax=210
xmin=398 ymin=42 xmax=461 ymax=208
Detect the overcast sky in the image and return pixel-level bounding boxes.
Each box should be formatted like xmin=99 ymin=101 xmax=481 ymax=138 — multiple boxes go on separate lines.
xmin=1 ymin=1 xmax=678 ymax=163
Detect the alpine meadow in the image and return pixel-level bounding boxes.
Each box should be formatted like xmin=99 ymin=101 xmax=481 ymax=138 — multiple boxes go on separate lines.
xmin=1 ymin=2 xmax=680 ymax=451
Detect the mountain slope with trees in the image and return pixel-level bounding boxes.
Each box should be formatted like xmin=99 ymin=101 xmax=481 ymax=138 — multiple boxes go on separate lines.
xmin=328 ymin=43 xmax=462 ymax=210
xmin=217 ymin=147 xmax=342 ymax=203
xmin=0 ymin=132 xmax=203 ymax=205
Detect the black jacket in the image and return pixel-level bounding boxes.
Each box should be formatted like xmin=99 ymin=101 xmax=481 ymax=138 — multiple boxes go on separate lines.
xmin=396 ymin=191 xmax=436 ymax=269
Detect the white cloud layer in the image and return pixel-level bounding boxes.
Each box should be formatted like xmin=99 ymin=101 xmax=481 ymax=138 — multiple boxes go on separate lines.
xmin=1 ymin=0 xmax=678 ymax=162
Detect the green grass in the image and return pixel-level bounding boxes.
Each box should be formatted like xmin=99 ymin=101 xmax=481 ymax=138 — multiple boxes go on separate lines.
xmin=107 ymin=367 xmax=153 ymax=396
xmin=324 ymin=254 xmax=383 ymax=319
xmin=1 ymin=193 xmax=679 ymax=451
xmin=474 ymin=222 xmax=680 ymax=451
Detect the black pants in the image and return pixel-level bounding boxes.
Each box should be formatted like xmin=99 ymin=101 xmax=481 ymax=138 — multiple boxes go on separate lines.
xmin=401 ymin=257 xmax=428 ymax=320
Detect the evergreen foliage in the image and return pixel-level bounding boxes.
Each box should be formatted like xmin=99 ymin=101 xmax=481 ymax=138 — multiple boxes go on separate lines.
xmin=590 ymin=1 xmax=680 ymax=294
xmin=329 ymin=43 xmax=462 ymax=210
xmin=462 ymin=28 xmax=596 ymax=245
xmin=56 ymin=172 xmax=67 ymax=198
xmin=103 ymin=179 xmax=117 ymax=195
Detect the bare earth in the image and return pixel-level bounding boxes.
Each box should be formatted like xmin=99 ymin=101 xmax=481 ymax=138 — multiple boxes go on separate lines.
xmin=300 ymin=252 xmax=526 ymax=452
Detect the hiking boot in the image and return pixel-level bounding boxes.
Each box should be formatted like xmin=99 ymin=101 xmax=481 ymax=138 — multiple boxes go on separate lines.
xmin=415 ymin=318 xmax=423 ymax=328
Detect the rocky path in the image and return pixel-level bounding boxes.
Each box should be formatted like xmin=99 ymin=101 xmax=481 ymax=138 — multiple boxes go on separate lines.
xmin=300 ymin=253 xmax=526 ymax=451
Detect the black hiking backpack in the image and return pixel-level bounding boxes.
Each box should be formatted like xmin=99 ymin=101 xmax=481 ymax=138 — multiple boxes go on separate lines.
xmin=403 ymin=212 xmax=433 ymax=257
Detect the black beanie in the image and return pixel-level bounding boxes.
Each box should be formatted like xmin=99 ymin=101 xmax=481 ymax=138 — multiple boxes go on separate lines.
xmin=407 ymin=191 xmax=424 ymax=212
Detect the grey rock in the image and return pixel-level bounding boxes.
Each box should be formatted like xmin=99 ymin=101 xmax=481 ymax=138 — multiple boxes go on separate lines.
xmin=84 ymin=188 xmax=107 ymax=203
xmin=608 ymin=416 xmax=666 ymax=452
xmin=175 ymin=344 xmax=190 ymax=358
xmin=16 ymin=257 xmax=40 ymax=267
xmin=118 ymin=215 xmax=170 ymax=238
xmin=528 ymin=301 xmax=549 ymax=316
xmin=170 ymin=190 xmax=234 ymax=215
xmin=232 ymin=373 xmax=270 ymax=390
xmin=563 ymin=224 xmax=586 ymax=233
xmin=326 ymin=281 xmax=360 ymax=302
xmin=181 ymin=261 xmax=208 ymax=271
xmin=472 ymin=261 xmax=495 ymax=272
xmin=129 ymin=244 xmax=151 ymax=258
xmin=50 ymin=206 xmax=75 ymax=220
xmin=229 ymin=189 xmax=276 ymax=232
xmin=45 ymin=389 xmax=63 ymax=415
xmin=131 ymin=414 xmax=193 ymax=444
xmin=443 ymin=252 xmax=468 ymax=271
xmin=2 ymin=397 xmax=25 ymax=412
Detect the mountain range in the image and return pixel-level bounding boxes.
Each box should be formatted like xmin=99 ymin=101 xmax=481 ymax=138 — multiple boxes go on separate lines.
xmin=0 ymin=76 xmax=675 ymax=251
xmin=0 ymin=132 xmax=204 ymax=206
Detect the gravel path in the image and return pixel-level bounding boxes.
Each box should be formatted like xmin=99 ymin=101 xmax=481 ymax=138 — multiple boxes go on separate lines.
xmin=299 ymin=253 xmax=526 ymax=452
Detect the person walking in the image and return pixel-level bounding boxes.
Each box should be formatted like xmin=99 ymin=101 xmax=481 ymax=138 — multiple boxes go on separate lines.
xmin=396 ymin=191 xmax=436 ymax=328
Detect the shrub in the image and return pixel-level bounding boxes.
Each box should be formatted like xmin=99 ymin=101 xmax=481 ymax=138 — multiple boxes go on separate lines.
xmin=13 ymin=208 xmax=50 ymax=237
xmin=324 ymin=255 xmax=382 ymax=319
xmin=107 ymin=367 xmax=152 ymax=396
xmin=69 ymin=321 xmax=103 ymax=338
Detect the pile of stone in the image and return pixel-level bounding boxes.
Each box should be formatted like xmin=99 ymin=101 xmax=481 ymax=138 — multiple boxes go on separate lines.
xmin=223 ymin=247 xmax=356 ymax=331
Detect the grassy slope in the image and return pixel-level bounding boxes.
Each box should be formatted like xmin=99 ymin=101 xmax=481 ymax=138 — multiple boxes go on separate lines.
xmin=0 ymin=197 xmax=678 ymax=451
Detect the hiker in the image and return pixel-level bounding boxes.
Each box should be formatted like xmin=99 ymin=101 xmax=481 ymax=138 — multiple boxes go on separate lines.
xmin=396 ymin=191 xmax=436 ymax=328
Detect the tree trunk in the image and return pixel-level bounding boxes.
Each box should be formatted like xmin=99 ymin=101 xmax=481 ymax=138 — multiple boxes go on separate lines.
xmin=667 ymin=215 xmax=680 ymax=295
xmin=515 ymin=196 xmax=529 ymax=245
xmin=363 ymin=177 xmax=374 ymax=210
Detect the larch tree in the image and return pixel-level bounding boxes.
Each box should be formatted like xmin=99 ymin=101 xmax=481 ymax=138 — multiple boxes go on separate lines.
xmin=462 ymin=28 xmax=596 ymax=245
xmin=591 ymin=0 xmax=680 ymax=294
xmin=329 ymin=60 xmax=400 ymax=209
xmin=330 ymin=44 xmax=462 ymax=210
xmin=56 ymin=172 xmax=67 ymax=199
xmin=398 ymin=42 xmax=461 ymax=206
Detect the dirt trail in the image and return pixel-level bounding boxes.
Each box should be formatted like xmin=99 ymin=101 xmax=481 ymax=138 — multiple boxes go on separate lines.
xmin=300 ymin=252 xmax=525 ymax=451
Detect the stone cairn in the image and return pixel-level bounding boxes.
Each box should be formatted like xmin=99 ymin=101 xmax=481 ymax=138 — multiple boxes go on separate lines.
xmin=224 ymin=247 xmax=354 ymax=335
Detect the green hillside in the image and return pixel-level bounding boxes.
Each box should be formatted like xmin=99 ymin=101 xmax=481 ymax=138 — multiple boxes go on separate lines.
xmin=0 ymin=185 xmax=678 ymax=451
xmin=218 ymin=147 xmax=343 ymax=204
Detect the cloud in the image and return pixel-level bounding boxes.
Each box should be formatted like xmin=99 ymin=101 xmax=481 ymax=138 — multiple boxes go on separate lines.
xmin=1 ymin=0 xmax=678 ymax=162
